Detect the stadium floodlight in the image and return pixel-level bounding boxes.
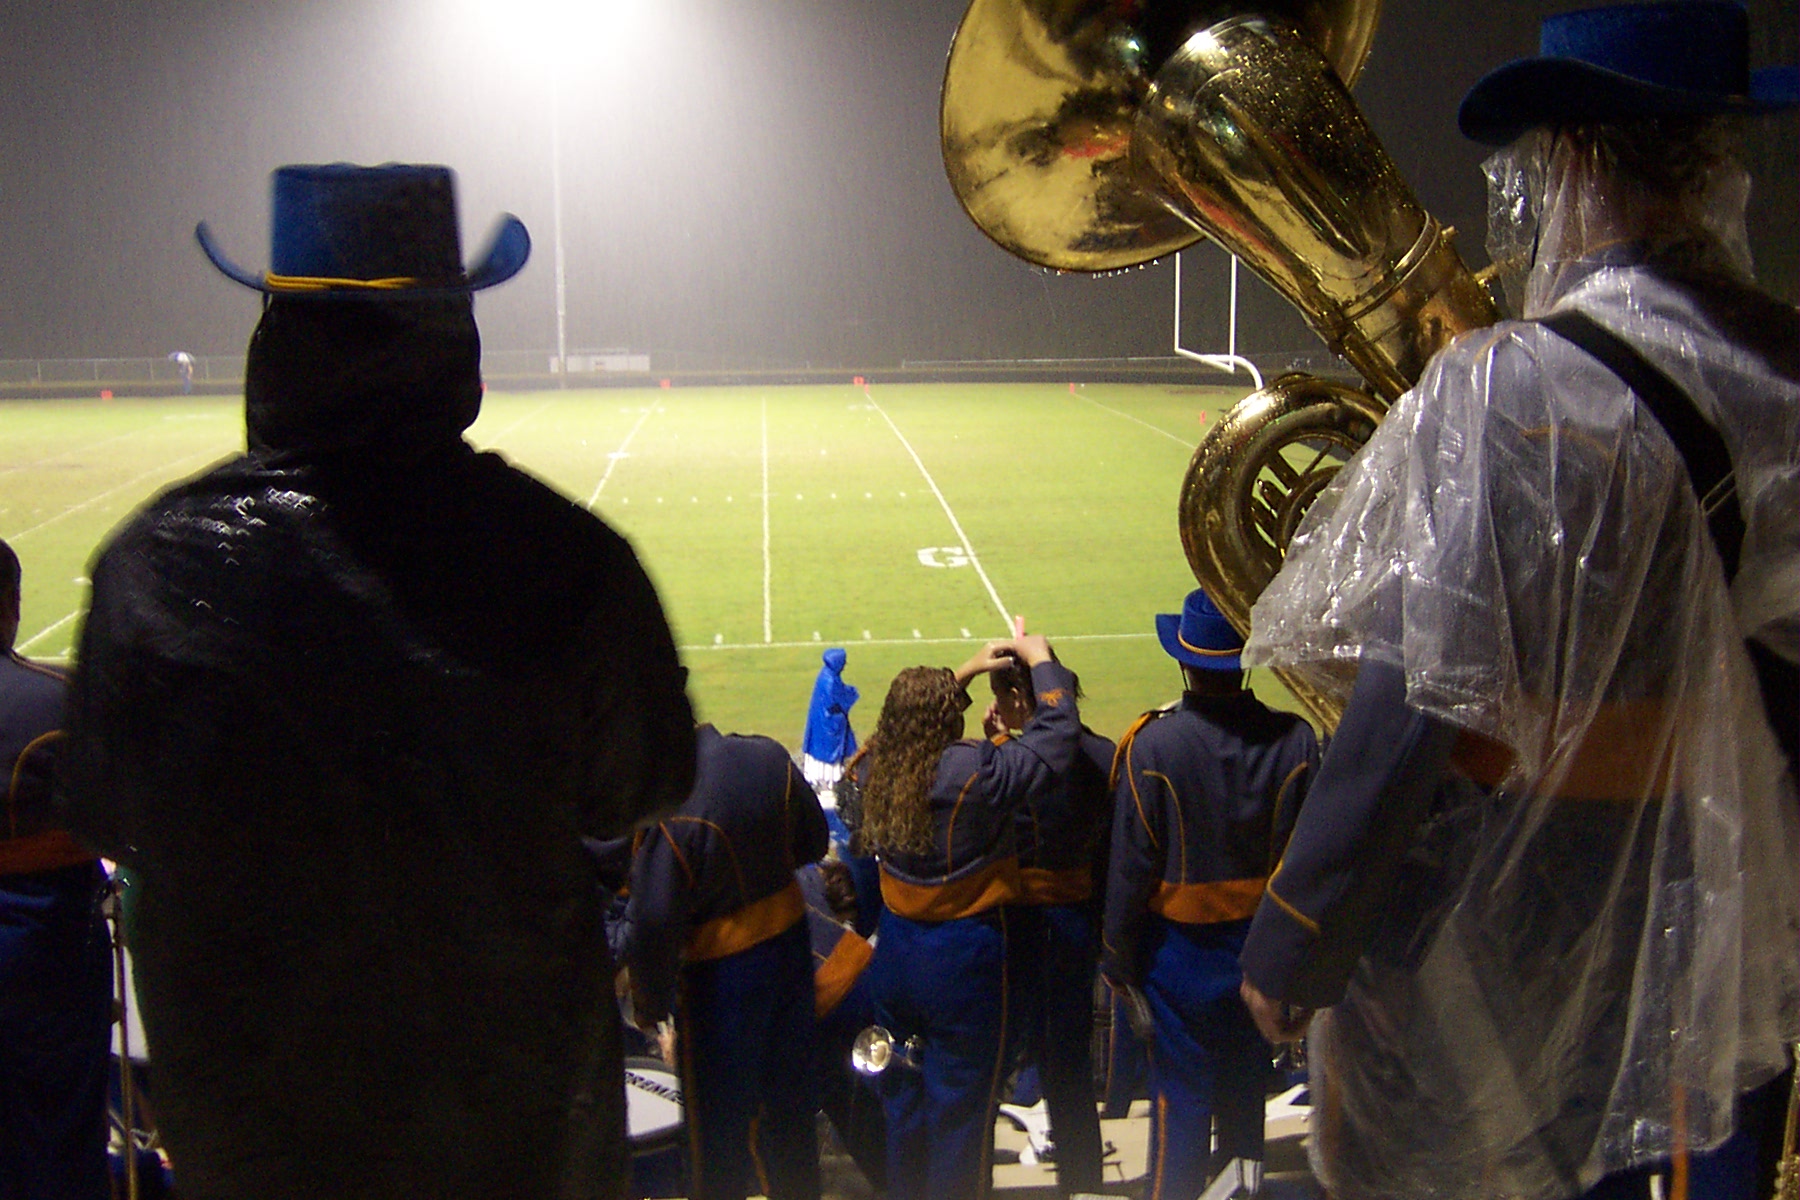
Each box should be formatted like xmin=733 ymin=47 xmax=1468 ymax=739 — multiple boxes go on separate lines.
xmin=443 ymin=0 xmax=657 ymax=385
xmin=443 ymin=0 xmax=653 ymax=73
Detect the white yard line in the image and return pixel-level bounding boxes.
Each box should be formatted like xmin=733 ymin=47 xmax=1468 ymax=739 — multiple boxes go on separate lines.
xmin=481 ymin=398 xmax=555 ymax=444
xmin=680 ymin=632 xmax=1156 ymax=653
xmin=0 ymin=418 xmax=218 ymax=479
xmin=585 ymin=403 xmax=660 ymax=509
xmin=16 ymin=610 xmax=79 ymax=655
xmin=865 ymin=391 xmax=1012 ymax=633
xmin=761 ymin=398 xmax=773 ymax=644
xmin=1077 ymin=393 xmax=1197 ymax=450
xmin=2 ymin=448 xmax=224 ymax=542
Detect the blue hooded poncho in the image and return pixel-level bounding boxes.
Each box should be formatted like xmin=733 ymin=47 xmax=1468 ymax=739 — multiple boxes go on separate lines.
xmin=801 ymin=648 xmax=859 ymax=764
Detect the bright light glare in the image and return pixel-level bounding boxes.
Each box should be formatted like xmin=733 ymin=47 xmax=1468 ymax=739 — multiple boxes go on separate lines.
xmin=443 ymin=0 xmax=658 ymax=75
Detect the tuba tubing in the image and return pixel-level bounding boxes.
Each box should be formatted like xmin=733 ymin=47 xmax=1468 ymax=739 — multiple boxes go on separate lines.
xmin=1142 ymin=15 xmax=1496 ymax=726
xmin=1132 ymin=14 xmax=1497 ymax=402
xmin=940 ymin=0 xmax=1500 ymax=727
xmin=1179 ymin=373 xmax=1382 ymax=727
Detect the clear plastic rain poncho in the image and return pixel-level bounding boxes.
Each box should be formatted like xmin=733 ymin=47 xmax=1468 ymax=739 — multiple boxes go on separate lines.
xmin=1243 ymin=122 xmax=1799 ymax=1199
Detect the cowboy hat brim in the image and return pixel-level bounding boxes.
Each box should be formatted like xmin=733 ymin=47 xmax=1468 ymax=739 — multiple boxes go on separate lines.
xmin=1155 ymin=612 xmax=1242 ymax=672
xmin=1460 ymin=57 xmax=1799 ymax=146
xmin=195 ymin=213 xmax=531 ymax=298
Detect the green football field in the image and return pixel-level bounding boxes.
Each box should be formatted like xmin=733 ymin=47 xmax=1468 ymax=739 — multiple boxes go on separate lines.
xmin=0 ymin=380 xmax=1312 ymax=748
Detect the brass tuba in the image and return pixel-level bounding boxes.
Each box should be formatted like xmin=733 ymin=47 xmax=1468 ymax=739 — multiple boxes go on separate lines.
xmin=941 ymin=0 xmax=1497 ymax=725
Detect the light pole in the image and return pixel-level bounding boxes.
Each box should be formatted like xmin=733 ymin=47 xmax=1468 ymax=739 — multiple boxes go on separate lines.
xmin=550 ymin=71 xmax=568 ymax=387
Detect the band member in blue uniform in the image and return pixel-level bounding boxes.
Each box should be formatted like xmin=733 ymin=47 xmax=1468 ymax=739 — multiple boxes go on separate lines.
xmin=848 ymin=634 xmax=1079 ymax=1200
xmin=799 ymin=860 xmax=886 ymax=1193
xmin=985 ymin=654 xmax=1113 ymax=1197
xmin=1237 ymin=9 xmax=1797 ymax=1199
xmin=0 ymin=539 xmax=111 ymax=1199
xmin=1103 ymin=589 xmax=1318 ymax=1200
xmin=619 ymin=725 xmax=831 ymax=1200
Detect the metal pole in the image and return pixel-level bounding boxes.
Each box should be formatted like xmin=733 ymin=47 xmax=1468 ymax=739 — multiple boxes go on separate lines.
xmin=551 ymin=73 xmax=569 ymax=388
xmin=1171 ymin=249 xmax=1263 ymax=391
xmin=1228 ymin=254 xmax=1240 ymax=359
xmin=1173 ymin=251 xmax=1184 ymax=347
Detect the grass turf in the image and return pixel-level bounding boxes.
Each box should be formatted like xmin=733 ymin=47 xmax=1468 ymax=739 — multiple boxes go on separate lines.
xmin=0 ymin=380 xmax=1316 ymax=748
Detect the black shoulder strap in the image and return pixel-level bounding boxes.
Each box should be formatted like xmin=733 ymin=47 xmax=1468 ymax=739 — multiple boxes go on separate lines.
xmin=1539 ymin=309 xmax=1745 ymax=581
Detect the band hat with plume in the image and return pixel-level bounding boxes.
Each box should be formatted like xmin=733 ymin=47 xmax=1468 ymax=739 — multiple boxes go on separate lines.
xmin=1458 ymin=0 xmax=1799 ymax=146
xmin=1156 ymin=587 xmax=1245 ymax=672
xmin=196 ymin=163 xmax=531 ymax=298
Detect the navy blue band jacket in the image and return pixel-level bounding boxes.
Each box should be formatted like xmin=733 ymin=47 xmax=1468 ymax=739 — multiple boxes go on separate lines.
xmin=1009 ymin=721 xmax=1114 ymax=907
xmin=1103 ymin=690 xmax=1319 ymax=988
xmin=876 ymin=660 xmax=1082 ymax=923
xmin=622 ymin=724 xmax=830 ymax=1020
xmin=1 ymin=652 xmax=88 ymax=877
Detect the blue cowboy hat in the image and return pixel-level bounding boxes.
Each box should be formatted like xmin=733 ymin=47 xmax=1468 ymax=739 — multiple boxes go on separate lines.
xmin=1459 ymin=0 xmax=1799 ymax=146
xmin=196 ymin=163 xmax=530 ymax=297
xmin=1156 ymin=588 xmax=1245 ymax=672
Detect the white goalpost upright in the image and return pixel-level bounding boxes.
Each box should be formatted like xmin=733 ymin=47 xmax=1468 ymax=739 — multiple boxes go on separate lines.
xmin=1173 ymin=250 xmax=1264 ymax=391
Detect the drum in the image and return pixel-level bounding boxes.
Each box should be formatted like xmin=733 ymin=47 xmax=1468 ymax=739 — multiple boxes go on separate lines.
xmin=624 ymin=1057 xmax=683 ymax=1152
xmin=623 ymin=1056 xmax=686 ymax=1199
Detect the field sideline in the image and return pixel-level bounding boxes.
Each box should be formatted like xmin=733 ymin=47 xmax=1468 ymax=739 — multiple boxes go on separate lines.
xmin=0 ymin=380 xmax=1319 ymax=747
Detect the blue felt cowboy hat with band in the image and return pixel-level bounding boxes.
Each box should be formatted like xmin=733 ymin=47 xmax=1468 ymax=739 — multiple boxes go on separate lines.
xmin=1458 ymin=0 xmax=1799 ymax=146
xmin=1156 ymin=588 xmax=1245 ymax=672
xmin=196 ymin=163 xmax=531 ymax=297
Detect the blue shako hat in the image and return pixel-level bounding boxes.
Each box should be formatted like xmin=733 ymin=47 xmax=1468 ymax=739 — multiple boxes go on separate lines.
xmin=1459 ymin=1 xmax=1800 ymax=146
xmin=1156 ymin=587 xmax=1245 ymax=672
xmin=196 ymin=164 xmax=531 ymax=297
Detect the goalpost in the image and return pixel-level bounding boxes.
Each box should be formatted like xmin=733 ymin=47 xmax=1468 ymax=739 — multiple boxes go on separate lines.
xmin=1172 ymin=250 xmax=1264 ymax=392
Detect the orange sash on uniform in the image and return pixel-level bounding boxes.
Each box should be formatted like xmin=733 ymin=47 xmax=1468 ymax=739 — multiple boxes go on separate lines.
xmin=685 ymin=880 xmax=806 ymax=963
xmin=879 ymin=858 xmax=1021 ymax=922
xmin=0 ymin=829 xmax=98 ymax=877
xmin=1146 ymin=877 xmax=1266 ymax=925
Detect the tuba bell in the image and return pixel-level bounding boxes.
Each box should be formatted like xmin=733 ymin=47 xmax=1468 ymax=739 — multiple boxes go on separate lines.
xmin=941 ymin=0 xmax=1498 ymax=725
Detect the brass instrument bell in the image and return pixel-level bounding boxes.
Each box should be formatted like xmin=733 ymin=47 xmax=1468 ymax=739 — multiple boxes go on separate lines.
xmin=941 ymin=0 xmax=1381 ymax=273
xmin=942 ymin=0 xmax=1494 ymax=402
xmin=942 ymin=0 xmax=1500 ymax=727
xmin=851 ymin=1025 xmax=924 ymax=1075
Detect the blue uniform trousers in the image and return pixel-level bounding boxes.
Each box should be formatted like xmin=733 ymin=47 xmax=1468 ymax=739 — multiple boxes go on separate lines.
xmin=869 ymin=907 xmax=1010 ymax=1200
xmin=0 ymin=862 xmax=112 ymax=1200
xmin=1006 ymin=902 xmax=1104 ymax=1195
xmin=1141 ymin=916 xmax=1269 ymax=1200
xmin=678 ymin=920 xmax=819 ymax=1200
xmin=1102 ymin=989 xmax=1151 ymax=1118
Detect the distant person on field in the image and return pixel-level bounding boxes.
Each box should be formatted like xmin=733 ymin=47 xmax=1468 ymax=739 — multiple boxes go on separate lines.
xmin=848 ymin=635 xmax=1080 ymax=1200
xmin=167 ymin=351 xmax=195 ymax=394
xmin=0 ymin=538 xmax=112 ymax=1200
xmin=616 ymin=721 xmax=830 ymax=1200
xmin=56 ymin=164 xmax=696 ymax=1200
xmin=801 ymin=647 xmax=859 ymax=805
xmin=1103 ymin=588 xmax=1318 ymax=1200
xmin=986 ymin=649 xmax=1112 ymax=1197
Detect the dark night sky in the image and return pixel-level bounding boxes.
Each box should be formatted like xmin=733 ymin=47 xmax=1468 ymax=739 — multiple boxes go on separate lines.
xmin=1 ymin=0 xmax=1793 ymax=371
